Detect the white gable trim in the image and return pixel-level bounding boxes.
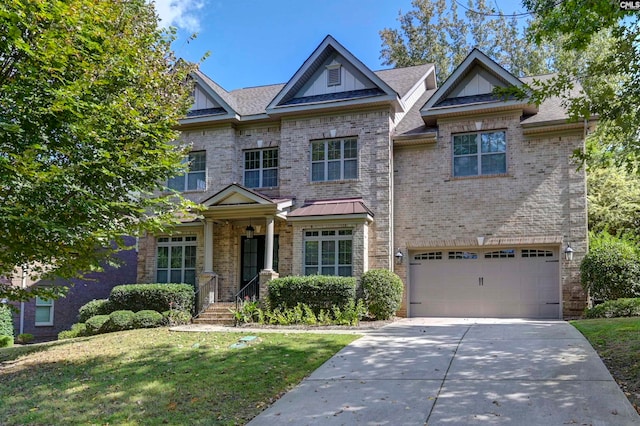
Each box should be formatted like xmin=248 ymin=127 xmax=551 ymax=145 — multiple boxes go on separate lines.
xmin=201 ymin=183 xmax=274 ymax=207
xmin=183 ymin=71 xmax=239 ymax=123
xmin=266 ymin=35 xmax=401 ymax=114
xmin=420 ymin=49 xmax=527 ymax=117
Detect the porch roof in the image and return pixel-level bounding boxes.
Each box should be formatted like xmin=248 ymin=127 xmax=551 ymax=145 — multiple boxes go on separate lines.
xmin=199 ymin=183 xmax=293 ymax=219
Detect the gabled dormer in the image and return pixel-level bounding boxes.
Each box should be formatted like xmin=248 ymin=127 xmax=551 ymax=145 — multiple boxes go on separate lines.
xmin=420 ymin=49 xmax=538 ymax=125
xmin=266 ymin=35 xmax=402 ymax=115
xmin=182 ymin=70 xmax=239 ymax=125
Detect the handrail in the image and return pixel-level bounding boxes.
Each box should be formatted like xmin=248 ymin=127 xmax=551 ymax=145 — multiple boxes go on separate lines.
xmin=195 ymin=274 xmax=218 ymax=317
xmin=235 ymin=274 xmax=260 ymax=312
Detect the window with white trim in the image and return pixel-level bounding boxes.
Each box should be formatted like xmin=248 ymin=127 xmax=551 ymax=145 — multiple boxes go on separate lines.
xmin=35 ymin=297 xmax=54 ymax=326
xmin=304 ymin=230 xmax=353 ymax=276
xmin=453 ymin=131 xmax=506 ymax=177
xmin=156 ymin=236 xmax=197 ymax=286
xmin=448 ymin=251 xmax=478 ymax=259
xmin=167 ymin=151 xmax=206 ymax=191
xmin=244 ymin=148 xmax=278 ymax=188
xmin=311 ymin=138 xmax=357 ymax=182
xmin=484 ymin=249 xmax=515 ymax=259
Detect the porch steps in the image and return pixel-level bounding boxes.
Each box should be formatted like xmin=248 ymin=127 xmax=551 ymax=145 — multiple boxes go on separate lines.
xmin=194 ymin=302 xmax=236 ymax=326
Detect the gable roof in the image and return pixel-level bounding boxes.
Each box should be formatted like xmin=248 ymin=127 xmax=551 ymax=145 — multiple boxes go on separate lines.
xmin=420 ymin=49 xmax=537 ymax=124
xmin=187 ymin=70 xmax=239 ymax=121
xmin=265 ymin=35 xmax=402 ymax=115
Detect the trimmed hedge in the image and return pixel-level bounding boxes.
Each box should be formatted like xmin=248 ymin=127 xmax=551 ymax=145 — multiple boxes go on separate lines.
xmin=133 ymin=310 xmax=164 ymax=328
xmin=162 ymin=309 xmax=192 ymax=326
xmin=267 ymin=276 xmax=357 ymax=313
xmin=103 ymin=310 xmax=135 ymax=332
xmin=361 ymin=269 xmax=404 ymax=320
xmin=0 ymin=304 xmax=13 ymax=338
xmin=85 ymin=315 xmax=110 ymax=335
xmin=78 ymin=299 xmax=113 ymax=323
xmin=0 ymin=335 xmax=13 ymax=348
xmin=585 ymin=298 xmax=640 ymax=318
xmin=58 ymin=323 xmax=88 ymax=340
xmin=109 ymin=284 xmax=194 ymax=313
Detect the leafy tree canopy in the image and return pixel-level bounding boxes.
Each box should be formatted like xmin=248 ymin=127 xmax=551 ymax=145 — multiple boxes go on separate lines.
xmin=379 ymin=0 xmax=555 ymax=82
xmin=0 ymin=0 xmax=199 ymax=301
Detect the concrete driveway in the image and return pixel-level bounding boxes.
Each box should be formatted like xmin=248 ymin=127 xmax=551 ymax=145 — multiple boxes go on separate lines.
xmin=248 ymin=318 xmax=639 ymax=425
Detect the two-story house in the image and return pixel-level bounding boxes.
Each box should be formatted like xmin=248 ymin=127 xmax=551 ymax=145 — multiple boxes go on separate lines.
xmin=136 ymin=35 xmax=591 ymax=319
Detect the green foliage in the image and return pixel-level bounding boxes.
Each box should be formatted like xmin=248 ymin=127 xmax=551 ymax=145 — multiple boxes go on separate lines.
xmin=580 ymin=233 xmax=640 ymax=301
xmin=78 ymin=299 xmax=113 ymax=323
xmin=133 ymin=310 xmax=164 ymax=329
xmin=103 ymin=310 xmax=135 ymax=333
xmin=16 ymin=333 xmax=34 ymax=344
xmin=109 ymin=284 xmax=194 ymax=313
xmin=379 ymin=0 xmax=554 ymax=81
xmin=585 ymin=298 xmax=640 ymax=319
xmin=267 ymin=276 xmax=357 ymax=313
xmin=85 ymin=315 xmax=110 ymax=335
xmin=232 ymin=299 xmax=262 ymax=323
xmin=162 ymin=309 xmax=192 ymax=326
xmin=0 ymin=335 xmax=13 ymax=348
xmin=58 ymin=323 xmax=88 ymax=340
xmin=0 ymin=304 xmax=13 ymax=337
xmin=521 ymin=1 xmax=640 ymax=166
xmin=361 ymin=269 xmax=404 ymax=320
xmin=233 ymin=300 xmax=366 ymax=327
xmin=0 ymin=0 xmax=201 ymax=302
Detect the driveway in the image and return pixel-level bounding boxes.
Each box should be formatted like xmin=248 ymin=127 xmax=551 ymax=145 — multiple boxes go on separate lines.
xmin=248 ymin=318 xmax=640 ymax=425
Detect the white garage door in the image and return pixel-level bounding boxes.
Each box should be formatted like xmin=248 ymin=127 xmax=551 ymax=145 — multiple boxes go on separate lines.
xmin=409 ymin=248 xmax=560 ymax=319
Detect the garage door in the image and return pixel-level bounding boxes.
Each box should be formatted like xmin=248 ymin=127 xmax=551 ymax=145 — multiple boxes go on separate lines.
xmin=409 ymin=248 xmax=560 ymax=319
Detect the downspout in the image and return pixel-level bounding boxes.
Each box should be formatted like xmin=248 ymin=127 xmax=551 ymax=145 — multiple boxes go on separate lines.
xmin=19 ymin=266 xmax=26 ymax=335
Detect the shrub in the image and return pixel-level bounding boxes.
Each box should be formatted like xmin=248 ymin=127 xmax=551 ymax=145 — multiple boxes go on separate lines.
xmin=581 ymin=233 xmax=640 ymax=301
xmin=232 ymin=299 xmax=261 ymax=323
xmin=103 ymin=310 xmax=135 ymax=332
xmin=585 ymin=298 xmax=640 ymax=318
xmin=267 ymin=276 xmax=357 ymax=313
xmin=16 ymin=333 xmax=34 ymax=344
xmin=133 ymin=310 xmax=164 ymax=328
xmin=162 ymin=309 xmax=192 ymax=326
xmin=110 ymin=284 xmax=195 ymax=313
xmin=85 ymin=315 xmax=110 ymax=334
xmin=0 ymin=335 xmax=13 ymax=348
xmin=361 ymin=269 xmax=404 ymax=320
xmin=0 ymin=304 xmax=13 ymax=338
xmin=58 ymin=323 xmax=88 ymax=340
xmin=78 ymin=299 xmax=113 ymax=322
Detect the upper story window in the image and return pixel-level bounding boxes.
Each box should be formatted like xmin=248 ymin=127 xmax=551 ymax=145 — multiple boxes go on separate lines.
xmin=167 ymin=151 xmax=206 ymax=191
xmin=453 ymin=131 xmax=506 ymax=177
xmin=311 ymin=138 xmax=357 ymax=182
xmin=244 ymin=148 xmax=278 ymax=188
xmin=35 ymin=296 xmax=54 ymax=326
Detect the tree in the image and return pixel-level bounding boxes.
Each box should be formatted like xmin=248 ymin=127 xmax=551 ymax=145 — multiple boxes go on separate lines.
xmin=379 ymin=0 xmax=555 ymax=81
xmin=0 ymin=0 xmax=198 ymax=301
xmin=518 ymin=1 xmax=640 ymax=165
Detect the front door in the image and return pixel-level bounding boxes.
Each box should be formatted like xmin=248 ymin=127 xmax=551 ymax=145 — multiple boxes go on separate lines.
xmin=241 ymin=236 xmax=265 ymax=288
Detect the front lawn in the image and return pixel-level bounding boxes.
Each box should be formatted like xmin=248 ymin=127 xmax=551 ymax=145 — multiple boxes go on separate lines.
xmin=572 ymin=317 xmax=640 ymax=414
xmin=0 ymin=328 xmax=359 ymax=425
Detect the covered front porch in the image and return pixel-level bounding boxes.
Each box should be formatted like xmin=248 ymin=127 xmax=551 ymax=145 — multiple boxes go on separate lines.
xmin=195 ymin=184 xmax=293 ymax=314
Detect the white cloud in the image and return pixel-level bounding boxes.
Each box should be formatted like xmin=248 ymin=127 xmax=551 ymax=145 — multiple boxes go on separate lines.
xmin=152 ymin=0 xmax=205 ymax=33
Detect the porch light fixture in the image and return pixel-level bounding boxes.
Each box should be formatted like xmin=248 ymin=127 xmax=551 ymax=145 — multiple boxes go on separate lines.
xmin=245 ymin=218 xmax=255 ymax=239
xmin=395 ymin=248 xmax=404 ymax=264
xmin=564 ymin=243 xmax=574 ymax=261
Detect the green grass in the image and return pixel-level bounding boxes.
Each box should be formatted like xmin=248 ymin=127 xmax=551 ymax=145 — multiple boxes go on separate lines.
xmin=0 ymin=328 xmax=359 ymax=425
xmin=572 ymin=317 xmax=640 ymax=413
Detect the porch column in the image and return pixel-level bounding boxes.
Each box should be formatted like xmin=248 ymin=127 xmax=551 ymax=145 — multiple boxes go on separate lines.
xmin=203 ymin=218 xmax=214 ymax=273
xmin=264 ymin=215 xmax=274 ymax=271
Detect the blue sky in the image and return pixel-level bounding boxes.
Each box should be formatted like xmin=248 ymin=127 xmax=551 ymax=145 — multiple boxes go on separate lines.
xmin=153 ymin=0 xmax=526 ymax=91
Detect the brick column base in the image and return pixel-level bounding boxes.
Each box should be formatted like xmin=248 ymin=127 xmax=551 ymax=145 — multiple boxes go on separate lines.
xmin=259 ymin=270 xmax=279 ymax=301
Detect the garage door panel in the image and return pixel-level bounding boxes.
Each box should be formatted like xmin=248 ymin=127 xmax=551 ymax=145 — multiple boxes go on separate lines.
xmin=409 ymin=247 xmax=560 ymax=319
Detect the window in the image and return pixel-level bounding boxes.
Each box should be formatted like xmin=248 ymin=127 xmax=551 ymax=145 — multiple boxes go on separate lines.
xmin=453 ymin=131 xmax=506 ymax=177
xmin=304 ymin=229 xmax=353 ymax=276
xmin=311 ymin=139 xmax=357 ymax=182
xmin=244 ymin=148 xmax=278 ymax=188
xmin=522 ymin=249 xmax=554 ymax=258
xmin=167 ymin=151 xmax=206 ymax=191
xmin=156 ymin=236 xmax=197 ymax=286
xmin=414 ymin=252 xmax=443 ymax=260
xmin=35 ymin=297 xmax=54 ymax=326
xmin=484 ymin=249 xmax=515 ymax=259
xmin=448 ymin=251 xmax=478 ymax=259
